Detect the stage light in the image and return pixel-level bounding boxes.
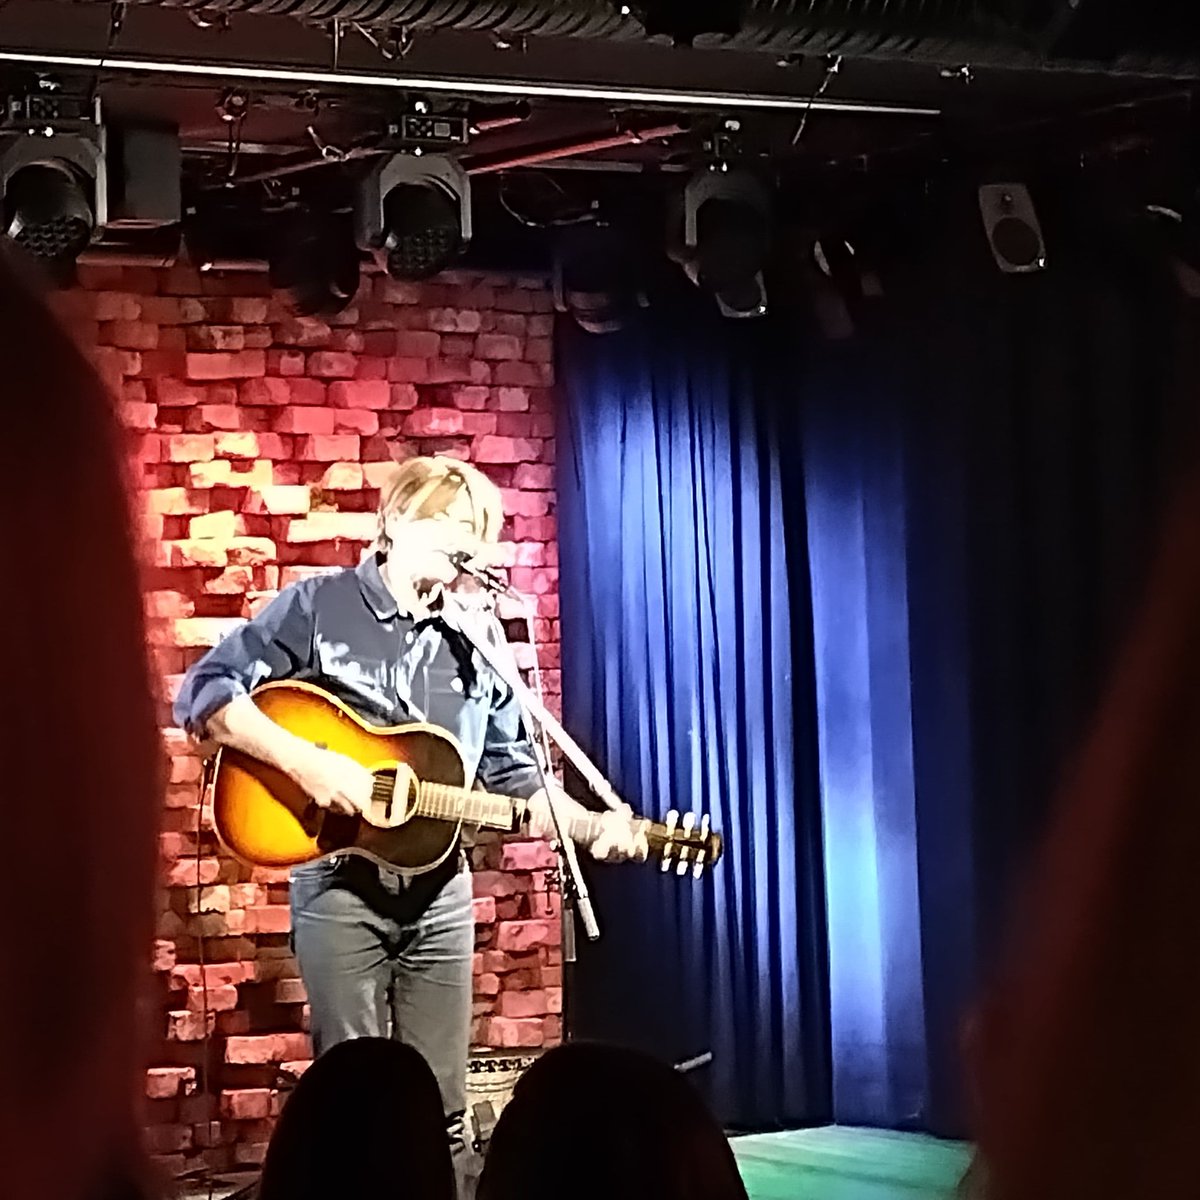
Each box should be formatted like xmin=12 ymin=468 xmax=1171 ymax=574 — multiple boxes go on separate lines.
xmin=0 ymin=133 xmax=105 ymax=270
xmin=553 ymin=222 xmax=646 ymax=335
xmin=356 ymin=153 xmax=471 ymax=281
xmin=270 ymin=206 xmax=361 ymax=316
xmin=671 ymin=167 xmax=771 ymax=319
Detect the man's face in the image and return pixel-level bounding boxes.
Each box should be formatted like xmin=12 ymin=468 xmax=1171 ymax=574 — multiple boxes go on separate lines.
xmin=384 ymin=485 xmax=484 ymax=585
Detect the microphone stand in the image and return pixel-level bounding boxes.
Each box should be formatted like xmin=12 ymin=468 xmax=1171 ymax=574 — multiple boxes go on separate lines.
xmin=447 ymin=559 xmax=601 ymax=951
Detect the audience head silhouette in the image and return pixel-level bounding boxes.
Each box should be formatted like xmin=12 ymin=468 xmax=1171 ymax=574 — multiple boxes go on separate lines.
xmin=0 ymin=246 xmax=161 ymax=1200
xmin=259 ymin=1037 xmax=456 ymax=1200
xmin=479 ymin=1042 xmax=748 ymax=1200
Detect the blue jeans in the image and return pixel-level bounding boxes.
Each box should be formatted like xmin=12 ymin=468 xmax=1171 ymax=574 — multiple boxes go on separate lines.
xmin=290 ymin=855 xmax=477 ymax=1195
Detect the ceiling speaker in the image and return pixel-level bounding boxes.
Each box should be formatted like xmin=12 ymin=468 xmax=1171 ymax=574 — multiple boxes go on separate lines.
xmin=978 ymin=183 xmax=1047 ymax=274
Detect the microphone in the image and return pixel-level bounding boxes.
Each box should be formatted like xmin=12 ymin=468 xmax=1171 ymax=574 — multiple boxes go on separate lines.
xmin=449 ymin=551 xmax=507 ymax=593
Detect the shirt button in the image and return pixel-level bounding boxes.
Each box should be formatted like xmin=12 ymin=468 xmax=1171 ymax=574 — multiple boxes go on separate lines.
xmin=450 ymin=677 xmax=464 ymax=693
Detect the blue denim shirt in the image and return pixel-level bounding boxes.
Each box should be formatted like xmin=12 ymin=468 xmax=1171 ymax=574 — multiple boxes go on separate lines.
xmin=173 ymin=554 xmax=543 ymax=801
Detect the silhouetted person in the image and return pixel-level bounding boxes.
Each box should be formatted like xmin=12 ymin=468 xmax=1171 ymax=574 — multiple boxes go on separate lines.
xmin=0 ymin=246 xmax=161 ymax=1200
xmin=260 ymin=1037 xmax=456 ymax=1200
xmin=970 ymin=473 xmax=1200 ymax=1199
xmin=479 ymin=1042 xmax=748 ymax=1200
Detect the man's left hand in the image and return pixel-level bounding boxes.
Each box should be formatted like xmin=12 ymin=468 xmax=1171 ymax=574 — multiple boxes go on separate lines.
xmin=588 ymin=804 xmax=650 ymax=864
xmin=525 ymin=788 xmax=649 ymax=864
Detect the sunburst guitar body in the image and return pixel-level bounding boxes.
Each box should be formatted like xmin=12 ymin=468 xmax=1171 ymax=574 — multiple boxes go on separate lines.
xmin=211 ymin=681 xmax=723 ymax=878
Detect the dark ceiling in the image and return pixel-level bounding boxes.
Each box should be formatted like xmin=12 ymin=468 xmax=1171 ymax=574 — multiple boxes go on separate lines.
xmin=0 ymin=0 xmax=1197 ymax=268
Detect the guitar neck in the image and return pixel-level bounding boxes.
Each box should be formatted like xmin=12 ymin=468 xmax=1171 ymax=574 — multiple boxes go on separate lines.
xmin=415 ymin=781 xmax=605 ymax=845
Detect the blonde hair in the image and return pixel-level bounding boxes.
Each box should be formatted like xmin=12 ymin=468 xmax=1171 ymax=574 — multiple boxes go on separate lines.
xmin=376 ymin=455 xmax=504 ymax=551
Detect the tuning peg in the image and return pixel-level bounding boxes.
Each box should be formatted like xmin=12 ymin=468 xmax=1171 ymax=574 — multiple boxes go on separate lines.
xmin=661 ymin=810 xmax=678 ymax=873
xmin=675 ymin=812 xmax=696 ymax=876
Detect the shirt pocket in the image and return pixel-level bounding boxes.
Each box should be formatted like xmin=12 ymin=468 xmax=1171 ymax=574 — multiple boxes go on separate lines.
xmin=314 ymin=639 xmax=396 ymax=713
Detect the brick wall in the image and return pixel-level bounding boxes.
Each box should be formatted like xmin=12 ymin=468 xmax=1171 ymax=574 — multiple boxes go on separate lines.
xmin=51 ymin=264 xmax=563 ymax=1177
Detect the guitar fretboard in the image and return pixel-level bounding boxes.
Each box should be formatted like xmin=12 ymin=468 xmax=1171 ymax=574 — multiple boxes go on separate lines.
xmin=414 ymin=780 xmax=607 ymax=846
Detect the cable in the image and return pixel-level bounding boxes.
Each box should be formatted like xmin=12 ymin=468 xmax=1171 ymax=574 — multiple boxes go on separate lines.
xmin=792 ymin=55 xmax=843 ymax=147
xmin=193 ymin=752 xmax=217 ymax=1200
xmin=497 ymin=173 xmax=596 ymax=230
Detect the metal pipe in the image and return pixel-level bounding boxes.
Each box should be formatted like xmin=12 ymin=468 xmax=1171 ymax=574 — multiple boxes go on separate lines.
xmin=466 ymin=122 xmax=685 ymax=176
xmin=0 ymin=49 xmax=941 ymax=115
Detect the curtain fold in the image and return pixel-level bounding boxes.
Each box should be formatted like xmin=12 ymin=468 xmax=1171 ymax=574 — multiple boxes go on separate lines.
xmin=554 ymin=178 xmax=1200 ymax=1138
xmin=555 ymin=299 xmax=830 ymax=1129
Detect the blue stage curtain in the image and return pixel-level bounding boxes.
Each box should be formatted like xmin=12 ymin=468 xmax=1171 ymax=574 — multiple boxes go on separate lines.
xmin=799 ymin=181 xmax=1198 ymax=1135
xmin=555 ymin=299 xmax=831 ymax=1130
xmin=554 ymin=182 xmax=1198 ymax=1138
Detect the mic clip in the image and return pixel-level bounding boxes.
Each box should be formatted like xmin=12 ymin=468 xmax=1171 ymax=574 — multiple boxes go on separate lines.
xmin=450 ymin=551 xmax=507 ymax=594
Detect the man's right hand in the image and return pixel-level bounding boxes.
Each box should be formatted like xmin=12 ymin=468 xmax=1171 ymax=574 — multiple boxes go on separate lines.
xmin=289 ymin=746 xmax=376 ymax=816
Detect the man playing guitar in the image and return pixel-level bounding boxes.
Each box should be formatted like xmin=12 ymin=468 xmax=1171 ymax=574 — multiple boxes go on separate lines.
xmin=174 ymin=455 xmax=646 ymax=1195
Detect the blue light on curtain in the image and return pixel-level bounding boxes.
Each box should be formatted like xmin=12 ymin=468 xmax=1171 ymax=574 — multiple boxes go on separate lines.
xmin=556 ymin=302 xmax=830 ymax=1129
xmin=801 ymin=347 xmax=933 ymax=1129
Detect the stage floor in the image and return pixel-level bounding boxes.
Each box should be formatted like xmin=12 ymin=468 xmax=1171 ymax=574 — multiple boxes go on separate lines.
xmin=731 ymin=1126 xmax=971 ymax=1200
xmin=177 ymin=1125 xmax=971 ymax=1200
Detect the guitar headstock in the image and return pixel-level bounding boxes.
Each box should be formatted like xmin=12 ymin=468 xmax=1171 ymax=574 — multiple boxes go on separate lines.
xmin=647 ymin=810 xmax=723 ymax=879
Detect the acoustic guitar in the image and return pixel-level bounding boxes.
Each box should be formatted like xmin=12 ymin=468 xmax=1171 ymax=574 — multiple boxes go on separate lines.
xmin=211 ymin=681 xmax=723 ymax=877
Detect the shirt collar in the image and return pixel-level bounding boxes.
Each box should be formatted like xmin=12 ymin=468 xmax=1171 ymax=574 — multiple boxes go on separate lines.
xmin=357 ymin=553 xmax=449 ymax=624
xmin=356 ymin=553 xmax=400 ymax=621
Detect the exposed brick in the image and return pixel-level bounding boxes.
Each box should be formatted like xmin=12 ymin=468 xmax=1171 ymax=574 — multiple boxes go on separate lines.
xmin=186 ymin=351 xmax=267 ymax=380
xmin=164 ymin=435 xmax=216 ymax=464
xmin=320 ymin=463 xmax=364 ymax=490
xmin=308 ymin=351 xmax=358 ymax=379
xmin=274 ymin=978 xmax=308 ymax=1005
xmin=494 ymin=360 xmax=550 ymax=388
xmin=240 ymin=377 xmax=291 ymax=406
xmin=146 ymin=1067 xmax=196 ymax=1100
xmin=390 ymin=384 xmax=420 ymax=410
xmin=168 ymin=1010 xmax=216 ymax=1043
xmin=187 ymin=325 xmax=246 ymax=352
xmin=475 ymin=334 xmax=523 ymax=361
xmin=93 ymin=291 xmax=143 ymax=321
xmin=106 ymin=320 xmax=160 ymax=350
xmin=497 ymin=387 xmax=531 ymax=412
xmin=296 ymin=434 xmax=360 ymax=462
xmin=246 ymin=905 xmax=291 ymax=933
xmin=482 ymin=1016 xmax=544 ymax=1048
xmin=225 ymin=1034 xmax=311 ymax=1064
xmin=495 ymin=920 xmax=557 ymax=953
xmin=396 ymin=330 xmax=442 ymax=358
xmin=285 ymin=512 xmax=377 ymax=543
xmin=152 ymin=378 xmax=206 ymax=407
xmin=216 ymin=432 xmax=288 ymax=460
xmin=274 ymin=407 xmax=336 ymax=435
xmin=186 ymin=405 xmax=249 ymax=432
xmin=243 ymin=485 xmax=312 ymax=516
xmin=474 ymin=436 xmax=542 ymax=464
xmin=274 ymin=318 xmax=333 ymax=348
xmin=401 ymin=408 xmax=468 ymax=437
xmin=500 ymin=841 xmax=558 ymax=871
xmin=387 ymin=357 xmax=430 ymax=384
xmin=513 ymin=463 xmax=555 ymax=490
xmin=497 ymin=989 xmax=549 ymax=1018
xmin=268 ymin=349 xmax=307 ymax=376
xmin=333 ymin=409 xmax=380 ymax=435
xmin=328 ymin=380 xmax=391 ymax=410
xmin=220 ymin=1089 xmax=272 ymax=1120
xmin=190 ymin=511 xmax=244 ymax=541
